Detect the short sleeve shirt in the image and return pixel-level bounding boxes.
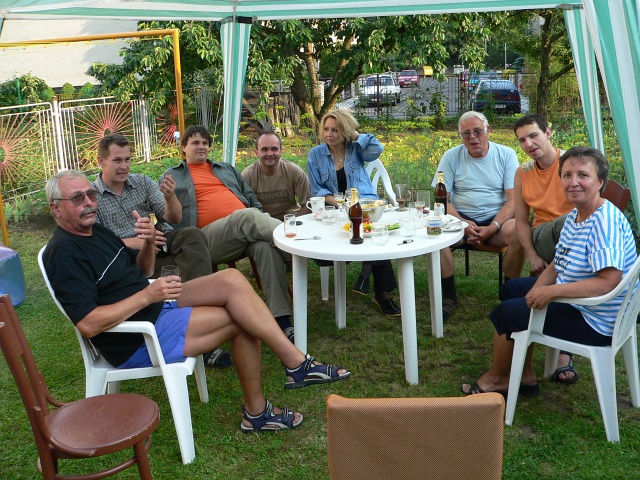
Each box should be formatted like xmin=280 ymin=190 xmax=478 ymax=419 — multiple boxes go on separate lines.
xmin=431 ymin=141 xmax=519 ymax=222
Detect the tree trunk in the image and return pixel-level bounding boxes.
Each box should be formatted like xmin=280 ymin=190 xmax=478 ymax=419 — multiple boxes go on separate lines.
xmin=536 ymin=10 xmax=554 ymax=118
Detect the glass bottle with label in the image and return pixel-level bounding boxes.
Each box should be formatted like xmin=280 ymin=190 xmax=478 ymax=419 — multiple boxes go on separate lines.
xmin=348 ymin=187 xmax=364 ymax=244
xmin=434 ymin=171 xmax=447 ymax=216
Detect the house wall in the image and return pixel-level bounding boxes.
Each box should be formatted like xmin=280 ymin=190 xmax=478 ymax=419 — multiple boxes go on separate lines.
xmin=0 ymin=19 xmax=138 ymax=87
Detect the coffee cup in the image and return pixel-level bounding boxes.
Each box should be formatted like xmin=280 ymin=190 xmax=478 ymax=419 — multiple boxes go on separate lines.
xmin=306 ymin=197 xmax=326 ymax=218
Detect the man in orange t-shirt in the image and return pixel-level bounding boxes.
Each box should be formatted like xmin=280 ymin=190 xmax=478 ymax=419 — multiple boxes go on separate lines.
xmin=162 ymin=126 xmax=294 ymax=341
xmin=513 ymin=114 xmax=572 ymax=276
xmin=513 ymin=114 xmax=578 ymax=384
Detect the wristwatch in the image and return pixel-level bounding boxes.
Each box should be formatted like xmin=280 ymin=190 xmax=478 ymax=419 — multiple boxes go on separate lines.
xmin=492 ymin=220 xmax=501 ymax=231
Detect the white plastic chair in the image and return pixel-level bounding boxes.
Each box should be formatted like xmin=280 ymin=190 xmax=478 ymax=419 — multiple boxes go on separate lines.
xmin=38 ymin=246 xmax=209 ymax=464
xmin=505 ymin=256 xmax=640 ymax=442
xmin=320 ymin=158 xmax=397 ymax=301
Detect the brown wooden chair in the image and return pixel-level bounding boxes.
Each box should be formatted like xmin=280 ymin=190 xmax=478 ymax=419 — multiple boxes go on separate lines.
xmin=602 ymin=179 xmax=631 ymax=212
xmin=0 ymin=294 xmax=160 ymax=480
xmin=453 ymin=242 xmax=508 ymax=286
xmin=326 ymin=393 xmax=505 ymax=480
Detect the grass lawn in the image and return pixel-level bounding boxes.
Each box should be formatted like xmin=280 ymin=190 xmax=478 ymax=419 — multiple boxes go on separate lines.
xmin=1 ymin=123 xmax=640 ymax=478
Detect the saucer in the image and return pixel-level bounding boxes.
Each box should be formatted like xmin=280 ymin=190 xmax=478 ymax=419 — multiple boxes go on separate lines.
xmin=443 ymin=221 xmax=468 ymax=232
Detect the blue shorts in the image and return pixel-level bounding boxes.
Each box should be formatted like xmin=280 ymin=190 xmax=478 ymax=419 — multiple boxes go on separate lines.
xmin=118 ymin=302 xmax=193 ymax=368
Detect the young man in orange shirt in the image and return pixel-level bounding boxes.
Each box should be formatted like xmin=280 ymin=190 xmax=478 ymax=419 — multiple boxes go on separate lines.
xmin=513 ymin=114 xmax=578 ymax=384
xmin=162 ymin=126 xmax=295 ymax=341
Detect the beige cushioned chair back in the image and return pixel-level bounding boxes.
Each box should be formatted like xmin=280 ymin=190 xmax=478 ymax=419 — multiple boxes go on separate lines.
xmin=326 ymin=393 xmax=504 ymax=480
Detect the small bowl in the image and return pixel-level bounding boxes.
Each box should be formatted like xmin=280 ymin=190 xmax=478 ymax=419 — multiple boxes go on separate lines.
xmin=361 ymin=199 xmax=388 ymax=223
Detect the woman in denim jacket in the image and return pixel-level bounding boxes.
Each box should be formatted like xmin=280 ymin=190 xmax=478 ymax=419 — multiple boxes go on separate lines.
xmin=307 ymin=110 xmax=400 ymax=316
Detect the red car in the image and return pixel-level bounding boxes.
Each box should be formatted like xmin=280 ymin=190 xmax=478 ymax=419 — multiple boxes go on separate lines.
xmin=398 ymin=70 xmax=418 ymax=88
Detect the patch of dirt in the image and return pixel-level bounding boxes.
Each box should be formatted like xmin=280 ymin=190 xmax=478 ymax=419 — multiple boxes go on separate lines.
xmin=8 ymin=213 xmax=56 ymax=235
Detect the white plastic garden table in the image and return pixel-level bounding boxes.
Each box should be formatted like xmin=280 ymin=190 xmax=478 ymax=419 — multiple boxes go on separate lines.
xmin=273 ymin=210 xmax=463 ymax=384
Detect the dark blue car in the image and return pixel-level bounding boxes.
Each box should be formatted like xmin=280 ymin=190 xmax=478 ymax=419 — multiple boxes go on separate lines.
xmin=472 ymin=79 xmax=521 ymax=113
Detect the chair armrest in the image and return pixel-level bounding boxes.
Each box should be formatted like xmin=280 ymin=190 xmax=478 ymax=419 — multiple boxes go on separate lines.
xmin=106 ymin=321 xmax=164 ymax=367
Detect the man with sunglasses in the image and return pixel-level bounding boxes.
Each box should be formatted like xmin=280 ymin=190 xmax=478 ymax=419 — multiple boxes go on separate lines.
xmin=43 ymin=170 xmax=351 ymax=433
xmin=92 ymin=134 xmax=232 ymax=368
xmin=431 ymin=111 xmax=524 ymax=319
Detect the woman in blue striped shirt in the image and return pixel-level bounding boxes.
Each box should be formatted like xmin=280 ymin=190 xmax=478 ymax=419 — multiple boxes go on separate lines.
xmin=463 ymin=146 xmax=637 ymax=396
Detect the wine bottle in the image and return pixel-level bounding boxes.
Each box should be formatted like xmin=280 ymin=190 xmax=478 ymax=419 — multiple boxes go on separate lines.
xmin=434 ymin=171 xmax=447 ymax=216
xmin=348 ymin=187 xmax=364 ymax=245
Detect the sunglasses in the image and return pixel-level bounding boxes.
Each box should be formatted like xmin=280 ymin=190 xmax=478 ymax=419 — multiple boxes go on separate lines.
xmin=54 ymin=189 xmax=98 ymax=206
xmin=460 ymin=128 xmax=486 ymax=139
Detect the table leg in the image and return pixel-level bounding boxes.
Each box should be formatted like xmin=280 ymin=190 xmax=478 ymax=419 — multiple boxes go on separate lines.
xmin=425 ymin=252 xmax=443 ymax=338
xmin=397 ymin=257 xmax=418 ymax=385
xmin=334 ymin=261 xmax=347 ymax=329
xmin=292 ymin=254 xmax=308 ymax=353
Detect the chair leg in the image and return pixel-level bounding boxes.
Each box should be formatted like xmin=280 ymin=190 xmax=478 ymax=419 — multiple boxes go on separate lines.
xmin=86 ymin=368 xmax=110 ymax=397
xmin=505 ymin=330 xmax=531 ymax=425
xmin=621 ymin=333 xmax=640 ymax=407
xmin=134 ymin=438 xmax=154 ymax=480
xmin=321 ymin=266 xmax=330 ymax=301
xmin=249 ymin=257 xmax=262 ymax=290
xmin=464 ymin=248 xmax=470 ymax=276
xmin=590 ymin=350 xmax=620 ymax=442
xmin=107 ymin=380 xmax=122 ymax=394
xmin=498 ymin=253 xmax=504 ymax=285
xmin=543 ymin=347 xmax=560 ymax=378
xmin=194 ymin=355 xmax=210 ymax=404
xmin=162 ymin=370 xmax=196 ymax=463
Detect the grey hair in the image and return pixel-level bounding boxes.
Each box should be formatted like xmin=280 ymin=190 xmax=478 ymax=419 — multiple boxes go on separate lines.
xmin=458 ymin=111 xmax=489 ymax=135
xmin=46 ymin=170 xmax=90 ymax=204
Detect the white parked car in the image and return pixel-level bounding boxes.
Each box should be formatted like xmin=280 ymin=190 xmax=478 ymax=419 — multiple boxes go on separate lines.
xmin=359 ymin=74 xmax=401 ymax=106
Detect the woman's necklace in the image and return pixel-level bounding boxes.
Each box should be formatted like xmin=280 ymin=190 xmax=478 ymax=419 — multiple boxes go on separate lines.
xmin=332 ymin=150 xmax=346 ymax=170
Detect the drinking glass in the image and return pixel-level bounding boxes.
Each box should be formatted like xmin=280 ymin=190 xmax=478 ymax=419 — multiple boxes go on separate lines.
xmin=161 ymin=265 xmax=180 ymax=302
xmin=394 ymin=184 xmax=410 ymax=211
xmin=416 ymin=190 xmax=430 ymax=214
xmin=345 ymin=190 xmax=353 ymax=207
xmin=334 ymin=192 xmax=346 ymax=206
xmin=371 ymin=223 xmax=389 ymax=246
xmin=322 ymin=205 xmax=337 ymax=225
xmin=410 ymin=201 xmax=425 ymax=227
xmin=400 ymin=217 xmax=416 ymax=238
xmin=284 ymin=214 xmax=297 ymax=237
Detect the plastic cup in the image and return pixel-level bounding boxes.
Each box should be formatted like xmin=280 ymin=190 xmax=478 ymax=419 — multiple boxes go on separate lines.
xmin=371 ymin=223 xmax=389 ymax=246
xmin=284 ymin=214 xmax=297 ymax=237
xmin=322 ymin=205 xmax=337 ymax=225
xmin=400 ymin=217 xmax=416 ymax=238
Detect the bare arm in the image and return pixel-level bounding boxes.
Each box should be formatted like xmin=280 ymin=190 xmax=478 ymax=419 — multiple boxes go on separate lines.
xmin=514 ymin=170 xmax=547 ymax=275
xmin=76 ymin=278 xmax=182 ymax=338
xmin=528 ymin=265 xmax=623 ymax=309
xmin=158 ymin=175 xmax=182 ymax=224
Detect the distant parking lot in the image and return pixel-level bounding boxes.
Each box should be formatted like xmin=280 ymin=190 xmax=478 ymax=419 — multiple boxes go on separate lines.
xmin=337 ymin=75 xmax=528 ymax=118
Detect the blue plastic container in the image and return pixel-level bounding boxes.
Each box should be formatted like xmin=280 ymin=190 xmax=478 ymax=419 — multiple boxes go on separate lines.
xmin=0 ymin=246 xmax=26 ymax=306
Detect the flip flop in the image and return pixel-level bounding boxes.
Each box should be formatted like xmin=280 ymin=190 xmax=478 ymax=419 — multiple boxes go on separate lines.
xmin=551 ymin=356 xmax=580 ymax=385
xmin=461 ymin=382 xmax=508 ymax=398
xmin=462 ymin=382 xmax=541 ymax=398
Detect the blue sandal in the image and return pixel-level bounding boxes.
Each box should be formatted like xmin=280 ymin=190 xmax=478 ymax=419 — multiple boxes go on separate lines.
xmin=241 ymin=399 xmax=303 ymax=433
xmin=284 ymin=353 xmax=351 ymax=390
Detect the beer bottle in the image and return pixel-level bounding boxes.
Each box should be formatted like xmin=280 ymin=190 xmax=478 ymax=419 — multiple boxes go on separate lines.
xmin=434 ymin=171 xmax=447 ymax=216
xmin=348 ymin=187 xmax=364 ymax=244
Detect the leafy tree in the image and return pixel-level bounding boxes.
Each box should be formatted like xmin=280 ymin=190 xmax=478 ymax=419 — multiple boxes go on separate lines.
xmin=0 ymin=74 xmax=54 ymax=108
xmin=89 ymin=16 xmax=502 ymax=129
xmin=492 ymin=9 xmax=573 ymax=118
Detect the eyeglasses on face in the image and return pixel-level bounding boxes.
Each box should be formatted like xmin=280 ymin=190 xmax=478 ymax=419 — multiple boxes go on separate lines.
xmin=460 ymin=128 xmax=486 ymax=139
xmin=54 ymin=189 xmax=98 ymax=206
